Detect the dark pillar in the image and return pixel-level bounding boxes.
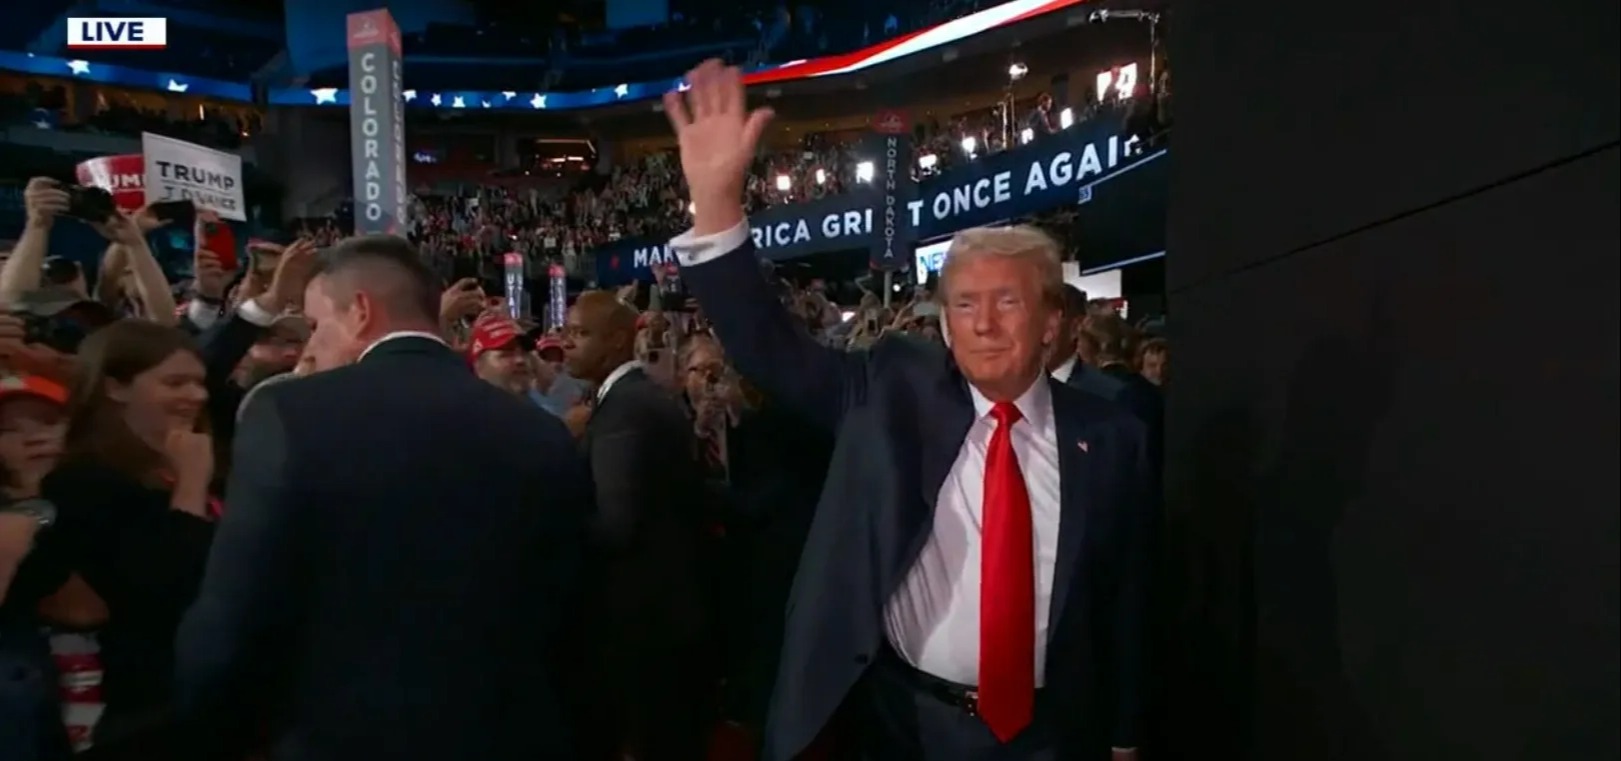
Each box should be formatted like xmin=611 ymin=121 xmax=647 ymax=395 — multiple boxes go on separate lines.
xmin=1162 ymin=0 xmax=1618 ymax=758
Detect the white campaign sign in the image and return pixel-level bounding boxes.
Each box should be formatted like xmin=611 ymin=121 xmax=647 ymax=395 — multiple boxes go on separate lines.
xmin=140 ymin=132 xmax=246 ymax=221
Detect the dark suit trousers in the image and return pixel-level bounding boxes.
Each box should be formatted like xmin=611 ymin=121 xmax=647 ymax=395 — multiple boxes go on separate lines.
xmin=856 ymin=648 xmax=1101 ymax=761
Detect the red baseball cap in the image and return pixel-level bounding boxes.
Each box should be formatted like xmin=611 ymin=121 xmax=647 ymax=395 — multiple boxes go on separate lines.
xmin=534 ymin=334 xmax=565 ymax=358
xmin=0 ymin=374 xmax=69 ymax=406
xmin=468 ymin=317 xmax=523 ymax=359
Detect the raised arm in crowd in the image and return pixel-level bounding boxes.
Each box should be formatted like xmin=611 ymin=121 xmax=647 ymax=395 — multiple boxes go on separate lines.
xmin=1 ymin=178 xmax=176 ymax=326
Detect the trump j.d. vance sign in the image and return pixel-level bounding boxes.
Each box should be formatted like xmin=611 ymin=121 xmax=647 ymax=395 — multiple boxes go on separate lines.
xmin=594 ymin=115 xmax=1158 ymax=284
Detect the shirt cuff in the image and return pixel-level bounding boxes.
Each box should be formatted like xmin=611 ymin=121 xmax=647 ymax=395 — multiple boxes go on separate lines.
xmin=236 ymin=297 xmax=279 ymax=328
xmin=669 ymin=221 xmax=751 ymax=267
xmin=187 ymin=299 xmax=221 ymax=330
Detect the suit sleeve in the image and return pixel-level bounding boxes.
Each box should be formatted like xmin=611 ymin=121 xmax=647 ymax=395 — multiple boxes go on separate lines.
xmin=586 ymin=401 xmax=662 ymax=552
xmin=197 ymin=302 xmax=276 ymax=437
xmin=1113 ymin=420 xmax=1157 ymax=749
xmin=174 ymin=388 xmax=303 ymax=755
xmin=671 ymin=222 xmax=866 ymax=431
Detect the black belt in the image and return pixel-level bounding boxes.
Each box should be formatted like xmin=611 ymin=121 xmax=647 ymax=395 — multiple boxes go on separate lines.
xmin=877 ymin=644 xmax=1041 ymax=718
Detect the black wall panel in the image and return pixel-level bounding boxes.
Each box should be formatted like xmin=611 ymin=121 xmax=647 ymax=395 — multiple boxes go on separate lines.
xmin=1167 ymin=0 xmax=1619 ymax=292
xmin=1162 ymin=0 xmax=1619 ymax=757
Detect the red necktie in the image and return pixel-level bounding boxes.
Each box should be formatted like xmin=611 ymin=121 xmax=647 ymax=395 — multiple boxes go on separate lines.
xmin=979 ymin=401 xmax=1035 ymax=742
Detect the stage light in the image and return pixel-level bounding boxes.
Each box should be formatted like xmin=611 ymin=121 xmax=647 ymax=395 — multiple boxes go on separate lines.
xmin=1007 ymin=63 xmax=1028 ymax=81
xmin=776 ymin=174 xmax=791 ymax=191
xmin=815 ymin=168 xmax=827 ymax=185
xmin=856 ymin=161 xmax=874 ymax=182
xmin=918 ymin=153 xmax=938 ymax=169
xmin=960 ymin=136 xmax=977 ymax=155
xmin=1059 ymin=107 xmax=1074 ymax=129
xmin=1020 ymin=128 xmax=1034 ymax=144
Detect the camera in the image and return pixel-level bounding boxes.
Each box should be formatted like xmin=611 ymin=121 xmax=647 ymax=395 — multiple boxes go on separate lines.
xmin=62 ymin=184 xmax=118 ymax=222
xmin=14 ymin=311 xmax=89 ymax=354
xmin=10 ymin=298 xmax=118 ymax=354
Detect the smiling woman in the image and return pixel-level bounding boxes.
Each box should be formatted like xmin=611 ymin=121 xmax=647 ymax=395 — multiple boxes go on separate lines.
xmin=33 ymin=319 xmax=216 ymax=756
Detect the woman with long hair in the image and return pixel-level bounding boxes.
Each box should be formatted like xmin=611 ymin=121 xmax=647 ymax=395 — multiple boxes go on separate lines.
xmin=40 ymin=319 xmax=215 ymax=758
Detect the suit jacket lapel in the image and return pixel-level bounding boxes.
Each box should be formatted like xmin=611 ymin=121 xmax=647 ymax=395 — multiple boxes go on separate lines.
xmin=592 ymin=367 xmax=643 ymax=417
xmin=1048 ymin=378 xmax=1094 ymax=639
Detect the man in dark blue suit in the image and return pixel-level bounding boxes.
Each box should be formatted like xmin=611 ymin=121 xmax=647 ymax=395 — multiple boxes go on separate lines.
xmin=663 ymin=61 xmax=1155 ymax=761
xmin=1048 ymin=284 xmax=1128 ymax=403
xmin=174 ymin=236 xmax=585 ymax=760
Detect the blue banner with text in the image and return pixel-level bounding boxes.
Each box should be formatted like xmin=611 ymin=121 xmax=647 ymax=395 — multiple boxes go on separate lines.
xmin=593 ymin=116 xmax=1160 ymax=285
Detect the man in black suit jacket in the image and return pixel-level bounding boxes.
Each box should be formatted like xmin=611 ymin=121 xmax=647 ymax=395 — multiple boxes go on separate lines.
xmin=1081 ymin=313 xmax=1165 ymax=472
xmin=559 ymin=291 xmax=711 ymax=761
xmin=1049 ymin=285 xmax=1127 ymax=403
xmin=664 ymin=61 xmax=1155 ymax=761
xmin=174 ymin=235 xmax=586 ymax=761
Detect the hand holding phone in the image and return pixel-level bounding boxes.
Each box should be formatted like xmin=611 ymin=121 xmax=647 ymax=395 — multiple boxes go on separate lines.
xmin=247 ymin=241 xmax=285 ymax=276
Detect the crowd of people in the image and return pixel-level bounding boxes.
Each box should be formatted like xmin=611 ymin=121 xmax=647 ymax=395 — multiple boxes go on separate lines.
xmin=0 ymin=60 xmax=1169 ymax=761
xmin=287 ymin=84 xmax=1142 ymax=290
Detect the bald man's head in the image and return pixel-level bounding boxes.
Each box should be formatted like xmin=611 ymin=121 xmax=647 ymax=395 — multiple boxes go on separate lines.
xmin=562 ymin=290 xmax=638 ymax=384
xmin=300 ymin=235 xmax=441 ymax=371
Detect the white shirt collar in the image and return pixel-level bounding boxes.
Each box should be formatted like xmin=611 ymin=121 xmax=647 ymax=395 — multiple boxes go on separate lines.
xmin=595 ymin=359 xmax=643 ymax=402
xmin=1050 ymin=356 xmax=1078 ymax=383
xmin=966 ymin=373 xmax=1053 ymax=431
xmin=357 ymin=330 xmax=447 ymax=362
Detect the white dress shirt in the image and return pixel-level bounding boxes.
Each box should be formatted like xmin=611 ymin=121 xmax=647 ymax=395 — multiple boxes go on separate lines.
xmin=1050 ymin=356 xmax=1078 ymax=384
xmin=595 ymin=359 xmax=644 ymax=403
xmin=196 ymin=296 xmax=290 ymax=331
xmin=883 ymin=376 xmax=1063 ymax=687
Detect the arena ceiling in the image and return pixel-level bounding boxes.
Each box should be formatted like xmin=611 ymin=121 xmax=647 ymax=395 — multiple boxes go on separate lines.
xmin=379 ymin=13 xmax=1150 ymax=145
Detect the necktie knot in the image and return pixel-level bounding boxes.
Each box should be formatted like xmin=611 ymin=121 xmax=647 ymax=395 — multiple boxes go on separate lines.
xmin=990 ymin=401 xmax=1023 ymax=427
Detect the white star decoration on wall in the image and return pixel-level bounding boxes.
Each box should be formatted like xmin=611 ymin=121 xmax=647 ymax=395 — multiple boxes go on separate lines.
xmin=310 ymin=88 xmax=338 ymax=104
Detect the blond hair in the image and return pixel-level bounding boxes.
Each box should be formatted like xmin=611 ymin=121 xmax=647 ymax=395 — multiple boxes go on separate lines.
xmin=938 ymin=225 xmax=1065 ymax=308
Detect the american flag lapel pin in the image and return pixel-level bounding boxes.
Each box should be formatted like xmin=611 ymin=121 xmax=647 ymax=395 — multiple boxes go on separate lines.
xmin=1077 ymin=440 xmax=1089 ymax=453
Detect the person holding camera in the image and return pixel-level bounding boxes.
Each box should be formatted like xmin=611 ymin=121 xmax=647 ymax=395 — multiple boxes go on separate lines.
xmin=0 ymin=178 xmax=176 ymax=327
xmin=187 ymin=238 xmax=319 ymax=446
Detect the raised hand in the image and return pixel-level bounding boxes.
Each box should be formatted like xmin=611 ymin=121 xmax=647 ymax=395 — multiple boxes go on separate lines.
xmin=438 ymin=278 xmax=484 ymax=327
xmin=260 ymin=239 xmax=319 ymax=313
xmin=23 ymin=178 xmax=68 ymax=228
xmin=663 ymin=59 xmax=774 ymax=234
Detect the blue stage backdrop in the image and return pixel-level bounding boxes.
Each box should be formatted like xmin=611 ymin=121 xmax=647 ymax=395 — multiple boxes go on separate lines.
xmin=594 ymin=116 xmax=1166 ymax=285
